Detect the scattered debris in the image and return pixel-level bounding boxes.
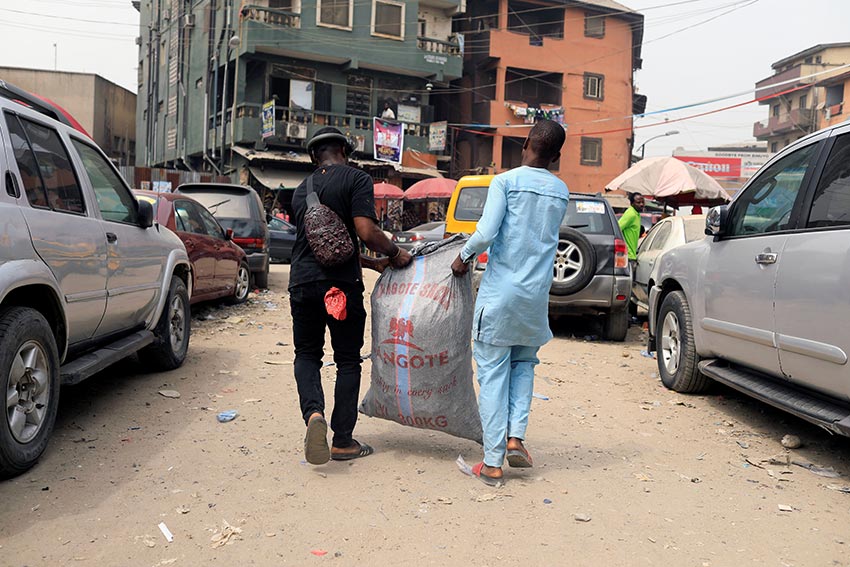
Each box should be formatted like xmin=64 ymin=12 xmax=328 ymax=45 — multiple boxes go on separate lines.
xmin=669 ymin=399 xmax=696 ymax=408
xmin=762 ymin=454 xmax=790 ymax=466
xmin=264 ymin=360 xmax=292 ymax=366
xmin=574 ymin=513 xmax=592 ymax=522
xmin=217 ymin=410 xmax=238 ymax=423
xmin=825 ymin=484 xmax=850 ymax=494
xmin=225 ymin=316 xmax=244 ymax=324
xmin=140 ymin=535 xmax=156 ymax=548
xmin=543 ymin=498 xmax=553 ymax=504
xmin=640 ymin=350 xmax=656 ymax=359
xmin=243 ymin=398 xmax=262 ymax=404
xmin=210 ymin=520 xmax=243 ymax=548
xmin=736 ymin=441 xmax=750 ymax=450
xmin=176 ymin=505 xmax=190 ymax=515
xmin=792 ymin=461 xmax=841 ymax=478
xmin=276 ymin=341 xmax=288 ymax=346
xmin=436 ymin=497 xmax=453 ymax=505
xmin=781 ymin=435 xmax=802 ymax=449
xmin=158 ymin=390 xmax=181 ymax=399
xmin=532 ymin=392 xmax=550 ymax=401
xmin=311 ymin=550 xmax=328 ymax=557
xmin=777 ymin=504 xmax=794 ymax=512
xmin=476 ymin=494 xmax=498 ymax=503
xmin=158 ymin=522 xmax=174 ymax=543
xmin=633 ymin=473 xmax=654 ymax=482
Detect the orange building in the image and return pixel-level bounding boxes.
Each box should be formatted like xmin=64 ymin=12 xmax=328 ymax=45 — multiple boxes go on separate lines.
xmin=817 ymin=69 xmax=850 ymax=130
xmin=450 ymin=0 xmax=644 ymax=194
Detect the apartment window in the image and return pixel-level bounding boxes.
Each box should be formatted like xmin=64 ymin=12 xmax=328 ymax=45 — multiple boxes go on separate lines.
xmin=816 ymin=55 xmax=822 ymax=64
xmin=504 ymin=67 xmax=563 ymax=107
xmin=771 ymin=141 xmax=779 ymax=153
xmin=583 ymin=73 xmax=604 ymax=100
xmin=580 ymin=137 xmax=602 ymax=166
xmin=799 ymin=94 xmax=807 ymax=109
xmin=772 ymin=104 xmax=780 ymax=118
xmin=501 ymin=137 xmax=524 ymax=170
xmin=584 ymin=12 xmax=605 ymax=38
xmin=804 ymin=57 xmax=813 ymax=64
xmin=507 ymin=1 xmax=564 ymax=40
xmin=317 ymin=0 xmax=352 ymax=29
xmin=418 ymin=18 xmax=426 ymax=37
xmin=269 ymin=0 xmax=294 ymax=9
xmin=372 ymin=0 xmax=404 ymax=40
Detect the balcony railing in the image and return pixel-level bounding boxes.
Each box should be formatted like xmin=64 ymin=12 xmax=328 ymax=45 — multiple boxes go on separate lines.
xmin=753 ymin=108 xmax=815 ymax=138
xmin=241 ymin=5 xmax=300 ymax=28
xmin=417 ymin=36 xmax=462 ymax=56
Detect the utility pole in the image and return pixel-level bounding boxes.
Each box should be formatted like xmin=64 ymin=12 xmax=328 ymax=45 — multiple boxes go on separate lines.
xmin=53 ymin=43 xmax=57 ymax=70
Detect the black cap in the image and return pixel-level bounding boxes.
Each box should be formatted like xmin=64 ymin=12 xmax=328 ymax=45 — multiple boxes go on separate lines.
xmin=306 ymin=126 xmax=353 ymax=153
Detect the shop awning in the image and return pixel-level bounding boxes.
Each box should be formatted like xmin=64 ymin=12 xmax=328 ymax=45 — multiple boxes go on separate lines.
xmin=249 ymin=165 xmax=309 ymax=190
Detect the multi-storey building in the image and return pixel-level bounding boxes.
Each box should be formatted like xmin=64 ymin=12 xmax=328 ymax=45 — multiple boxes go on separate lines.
xmin=0 ymin=67 xmax=137 ymax=166
xmin=816 ymin=69 xmax=850 ymax=130
xmin=754 ymin=43 xmax=850 ymax=153
xmin=451 ymin=0 xmax=644 ymax=194
xmin=136 ymin=0 xmax=465 ymax=194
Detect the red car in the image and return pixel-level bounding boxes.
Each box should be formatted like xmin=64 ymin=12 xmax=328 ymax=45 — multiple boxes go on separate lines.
xmin=134 ymin=190 xmax=251 ymax=305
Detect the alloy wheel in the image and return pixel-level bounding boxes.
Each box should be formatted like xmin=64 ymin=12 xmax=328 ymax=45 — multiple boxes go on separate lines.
xmin=168 ymin=295 xmax=186 ymax=353
xmin=553 ymin=240 xmax=584 ymax=283
xmin=660 ymin=312 xmax=681 ymax=375
xmin=235 ymin=266 xmax=250 ymax=300
xmin=6 ymin=341 xmax=50 ymax=443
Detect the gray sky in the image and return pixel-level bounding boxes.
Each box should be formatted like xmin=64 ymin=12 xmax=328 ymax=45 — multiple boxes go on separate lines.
xmin=0 ymin=0 xmax=848 ymax=157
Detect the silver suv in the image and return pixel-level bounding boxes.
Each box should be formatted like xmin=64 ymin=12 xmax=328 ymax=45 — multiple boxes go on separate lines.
xmin=0 ymin=83 xmax=193 ymax=477
xmin=648 ymin=119 xmax=850 ymax=436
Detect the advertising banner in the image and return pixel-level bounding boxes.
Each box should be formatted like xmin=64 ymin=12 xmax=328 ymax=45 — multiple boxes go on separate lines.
xmin=429 ymin=121 xmax=447 ymax=151
xmin=673 ymin=155 xmax=742 ymax=178
xmin=374 ymin=118 xmax=404 ymax=164
xmin=261 ymin=100 xmax=275 ymax=139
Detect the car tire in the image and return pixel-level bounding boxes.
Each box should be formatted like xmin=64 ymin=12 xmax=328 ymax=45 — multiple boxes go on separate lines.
xmin=0 ymin=306 xmax=61 ymax=479
xmin=228 ymin=262 xmax=252 ymax=305
xmin=144 ymin=276 xmax=190 ymax=371
xmin=253 ymin=267 xmax=269 ymax=289
xmin=550 ymin=228 xmax=596 ymax=296
xmin=602 ymin=308 xmax=629 ymax=342
xmin=657 ymin=291 xmax=710 ymax=393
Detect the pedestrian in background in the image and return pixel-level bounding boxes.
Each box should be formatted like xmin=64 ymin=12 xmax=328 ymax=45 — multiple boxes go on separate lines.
xmin=289 ymin=127 xmax=412 ymax=465
xmin=380 ymin=102 xmax=395 ymax=120
xmin=618 ymin=192 xmax=645 ymax=275
xmin=451 ymin=120 xmax=569 ymax=485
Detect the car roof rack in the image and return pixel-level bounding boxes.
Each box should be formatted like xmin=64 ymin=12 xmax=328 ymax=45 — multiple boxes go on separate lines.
xmin=0 ymin=79 xmax=73 ymax=128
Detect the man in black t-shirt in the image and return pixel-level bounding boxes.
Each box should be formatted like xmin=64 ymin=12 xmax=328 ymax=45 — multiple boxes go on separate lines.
xmin=290 ymin=127 xmax=412 ymax=465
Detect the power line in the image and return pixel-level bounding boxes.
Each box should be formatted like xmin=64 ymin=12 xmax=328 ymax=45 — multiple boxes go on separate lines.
xmin=0 ymin=7 xmax=138 ymax=27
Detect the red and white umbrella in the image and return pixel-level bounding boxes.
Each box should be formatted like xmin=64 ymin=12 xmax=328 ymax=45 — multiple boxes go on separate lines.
xmin=403 ymin=178 xmax=457 ymax=200
xmin=373 ymin=182 xmax=404 ymax=200
xmin=605 ymin=157 xmax=731 ymax=207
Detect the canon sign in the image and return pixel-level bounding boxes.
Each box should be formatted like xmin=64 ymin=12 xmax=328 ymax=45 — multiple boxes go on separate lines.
xmin=673 ymin=155 xmax=741 ymax=178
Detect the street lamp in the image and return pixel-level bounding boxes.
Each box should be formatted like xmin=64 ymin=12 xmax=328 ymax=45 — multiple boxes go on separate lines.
xmin=636 ymin=130 xmax=679 ymax=160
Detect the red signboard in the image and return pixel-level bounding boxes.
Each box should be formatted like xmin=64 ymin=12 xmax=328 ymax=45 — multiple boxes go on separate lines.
xmin=673 ymin=155 xmax=742 ymax=178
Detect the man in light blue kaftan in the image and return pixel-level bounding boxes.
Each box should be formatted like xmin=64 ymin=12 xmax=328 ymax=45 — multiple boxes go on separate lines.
xmin=452 ymin=120 xmax=569 ymax=485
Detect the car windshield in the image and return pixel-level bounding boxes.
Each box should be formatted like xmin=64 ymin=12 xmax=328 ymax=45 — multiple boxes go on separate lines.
xmin=562 ymin=199 xmax=613 ymax=235
xmin=183 ymin=191 xmax=251 ymax=218
xmin=684 ymin=218 xmax=707 ymax=242
xmin=454 ymin=186 xmax=488 ymax=221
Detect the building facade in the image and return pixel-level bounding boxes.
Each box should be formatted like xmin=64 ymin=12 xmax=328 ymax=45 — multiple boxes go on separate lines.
xmin=816 ymin=69 xmax=850 ymax=130
xmin=136 ymin=0 xmax=465 ymax=196
xmin=0 ymin=67 xmax=137 ymax=166
xmin=450 ymin=0 xmax=644 ymax=194
xmin=754 ymin=43 xmax=850 ymax=153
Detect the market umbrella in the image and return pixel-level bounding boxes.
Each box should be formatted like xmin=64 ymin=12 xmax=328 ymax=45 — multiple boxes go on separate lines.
xmin=373 ymin=182 xmax=404 ymax=199
xmin=403 ymin=178 xmax=457 ymax=201
xmin=605 ymin=157 xmax=731 ymax=207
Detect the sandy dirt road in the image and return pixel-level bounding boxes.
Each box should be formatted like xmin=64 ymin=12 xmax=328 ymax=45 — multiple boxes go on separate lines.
xmin=2 ymin=264 xmax=849 ymax=566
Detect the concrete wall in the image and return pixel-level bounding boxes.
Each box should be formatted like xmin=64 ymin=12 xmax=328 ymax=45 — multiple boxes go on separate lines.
xmin=94 ymin=76 xmax=138 ymax=165
xmin=0 ymin=67 xmax=96 ymax=134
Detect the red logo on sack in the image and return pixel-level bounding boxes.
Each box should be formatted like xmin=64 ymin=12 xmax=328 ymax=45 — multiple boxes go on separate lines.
xmin=382 ymin=317 xmax=422 ymax=350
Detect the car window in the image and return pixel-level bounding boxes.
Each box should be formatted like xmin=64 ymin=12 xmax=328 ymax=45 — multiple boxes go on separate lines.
xmin=636 ymin=228 xmax=656 ymax=255
xmin=684 ymin=218 xmax=707 ymax=242
xmin=454 ymin=186 xmax=488 ymax=221
xmin=173 ymin=204 xmax=189 ymax=232
xmin=183 ymin=191 xmax=251 ymax=218
xmin=562 ymin=199 xmax=613 ymax=235
xmin=807 ymin=133 xmax=850 ymax=228
xmin=5 ymin=113 xmax=85 ymax=214
xmin=269 ymin=218 xmax=294 ymax=231
xmin=196 ymin=205 xmax=224 ymax=239
xmin=174 ymin=200 xmax=207 ymax=235
xmin=727 ymin=143 xmax=817 ymax=237
xmin=71 ymin=139 xmax=138 ymax=224
xmin=647 ymin=221 xmax=671 ymax=251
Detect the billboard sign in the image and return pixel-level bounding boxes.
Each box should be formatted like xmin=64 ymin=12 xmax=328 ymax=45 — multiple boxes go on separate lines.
xmin=429 ymin=121 xmax=447 ymax=151
xmin=373 ymin=118 xmax=404 ymax=164
xmin=261 ymin=100 xmax=275 ymax=139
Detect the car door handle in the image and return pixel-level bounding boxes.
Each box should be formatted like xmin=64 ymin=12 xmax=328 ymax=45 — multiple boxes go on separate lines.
xmin=184 ymin=239 xmax=195 ymax=248
xmin=755 ymin=252 xmax=778 ymax=265
xmin=106 ymin=232 xmax=118 ymax=243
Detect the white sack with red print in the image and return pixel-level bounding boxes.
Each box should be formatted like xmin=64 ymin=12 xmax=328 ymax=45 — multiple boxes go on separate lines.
xmin=359 ymin=236 xmax=483 ymax=443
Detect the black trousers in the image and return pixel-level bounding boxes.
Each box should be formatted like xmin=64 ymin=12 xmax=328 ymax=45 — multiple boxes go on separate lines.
xmin=290 ymin=281 xmax=367 ymax=448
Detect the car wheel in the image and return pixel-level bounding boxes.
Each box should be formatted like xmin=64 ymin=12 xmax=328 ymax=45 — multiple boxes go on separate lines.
xmin=228 ymin=262 xmax=252 ymax=305
xmin=0 ymin=307 xmax=61 ymax=479
xmin=144 ymin=276 xmax=190 ymax=371
xmin=602 ymin=308 xmax=629 ymax=342
xmin=657 ymin=291 xmax=709 ymax=393
xmin=549 ymin=228 xmax=596 ymax=296
xmin=253 ymin=267 xmax=269 ymax=289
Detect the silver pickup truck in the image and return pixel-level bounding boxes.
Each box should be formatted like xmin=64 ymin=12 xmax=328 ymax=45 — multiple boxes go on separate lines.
xmin=648 ymin=119 xmax=850 ymax=436
xmin=0 ymin=83 xmax=193 ymax=477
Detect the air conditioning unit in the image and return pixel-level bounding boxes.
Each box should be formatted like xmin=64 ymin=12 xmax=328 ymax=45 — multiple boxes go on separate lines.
xmin=288 ymin=123 xmax=307 ymax=139
xmin=184 ymin=14 xmax=195 ymax=28
xmin=163 ymin=8 xmax=171 ymax=20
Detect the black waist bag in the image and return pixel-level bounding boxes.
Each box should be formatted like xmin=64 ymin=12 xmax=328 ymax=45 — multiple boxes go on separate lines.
xmin=304 ymin=175 xmax=356 ymax=267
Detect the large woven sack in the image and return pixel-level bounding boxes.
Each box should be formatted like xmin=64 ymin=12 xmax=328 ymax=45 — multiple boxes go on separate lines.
xmin=360 ymin=236 xmax=482 ymax=443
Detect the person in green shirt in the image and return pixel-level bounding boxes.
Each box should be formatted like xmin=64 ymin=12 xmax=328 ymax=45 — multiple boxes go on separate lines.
xmin=618 ymin=192 xmax=645 ymax=273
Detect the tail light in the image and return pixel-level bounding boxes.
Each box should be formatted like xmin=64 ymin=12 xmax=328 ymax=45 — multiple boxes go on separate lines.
xmin=410 ymin=234 xmax=424 ymax=241
xmin=614 ymin=239 xmax=628 ymax=269
xmin=391 ymin=234 xmax=398 ymax=241
xmin=475 ymin=251 xmax=489 ymax=270
xmin=233 ymin=237 xmax=265 ymax=249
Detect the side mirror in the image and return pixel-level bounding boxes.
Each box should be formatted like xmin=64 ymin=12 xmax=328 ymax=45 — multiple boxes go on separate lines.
xmin=225 ymin=228 xmax=234 ymax=240
xmin=705 ymin=205 xmax=729 ymax=237
xmin=138 ymin=200 xmax=154 ymax=229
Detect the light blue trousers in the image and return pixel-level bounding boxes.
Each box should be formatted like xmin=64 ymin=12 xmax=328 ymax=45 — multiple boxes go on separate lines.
xmin=473 ymin=341 xmax=540 ymax=467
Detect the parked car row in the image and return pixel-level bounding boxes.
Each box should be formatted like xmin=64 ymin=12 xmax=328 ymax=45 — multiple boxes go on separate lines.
xmin=0 ymin=84 xmax=273 ymax=478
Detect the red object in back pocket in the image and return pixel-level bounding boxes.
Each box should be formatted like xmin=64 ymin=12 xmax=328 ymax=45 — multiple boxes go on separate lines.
xmin=324 ymin=287 xmax=347 ymax=321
